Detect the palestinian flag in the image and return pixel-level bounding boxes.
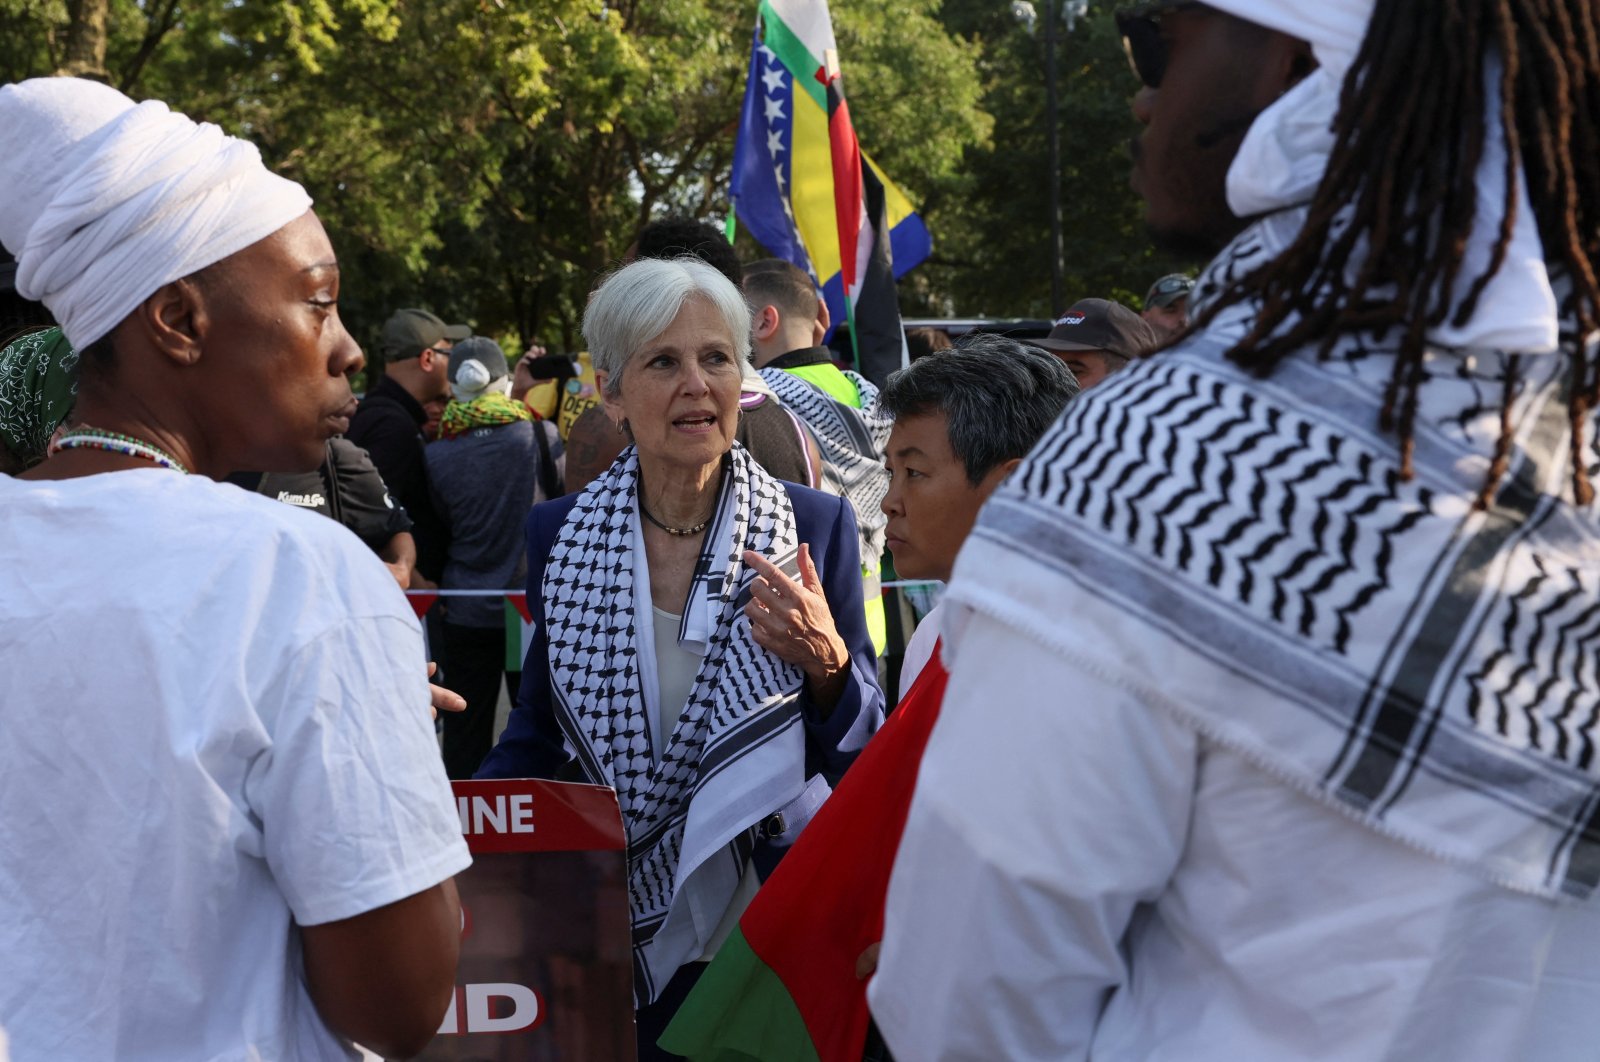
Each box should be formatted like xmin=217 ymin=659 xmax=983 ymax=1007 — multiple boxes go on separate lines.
xmin=657 ymin=644 xmax=949 ymax=1060
xmin=730 ymin=0 xmax=927 ymax=387
xmin=504 ymin=592 xmax=534 ymax=672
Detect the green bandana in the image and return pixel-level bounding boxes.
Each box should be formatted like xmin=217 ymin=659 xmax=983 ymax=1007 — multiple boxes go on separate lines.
xmin=0 ymin=327 xmax=78 ymax=467
xmin=437 ymin=390 xmax=532 ymax=441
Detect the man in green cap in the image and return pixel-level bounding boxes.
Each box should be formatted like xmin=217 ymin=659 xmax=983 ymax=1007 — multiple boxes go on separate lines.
xmin=347 ymin=306 xmax=470 ymax=585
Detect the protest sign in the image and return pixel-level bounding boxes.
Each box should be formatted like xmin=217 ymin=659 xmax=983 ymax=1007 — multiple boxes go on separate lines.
xmin=417 ymin=779 xmax=634 ymax=1060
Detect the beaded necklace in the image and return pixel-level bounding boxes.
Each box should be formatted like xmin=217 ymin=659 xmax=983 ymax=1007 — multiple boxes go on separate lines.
xmin=639 ymin=502 xmax=711 ymax=536
xmin=52 ymin=426 xmax=191 ymax=475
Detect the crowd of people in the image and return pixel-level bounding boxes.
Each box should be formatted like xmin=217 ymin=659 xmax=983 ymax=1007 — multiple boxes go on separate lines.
xmin=3 ymin=0 xmax=1599 ymax=1059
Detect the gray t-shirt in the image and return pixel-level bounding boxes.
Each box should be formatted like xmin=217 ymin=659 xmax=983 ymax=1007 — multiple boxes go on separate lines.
xmin=425 ymin=418 xmax=563 ymax=627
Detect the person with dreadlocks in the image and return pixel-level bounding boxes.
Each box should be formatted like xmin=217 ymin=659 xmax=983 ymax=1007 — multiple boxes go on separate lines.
xmin=869 ymin=1 xmax=1600 ymax=1058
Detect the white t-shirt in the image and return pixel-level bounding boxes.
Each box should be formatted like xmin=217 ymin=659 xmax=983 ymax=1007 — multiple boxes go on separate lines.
xmin=647 ymin=606 xmax=760 ymax=963
xmin=897 ymin=600 xmax=943 ymax=694
xmin=0 ymin=471 xmax=471 ymax=1061
xmin=869 ymin=596 xmax=1600 ymax=1061
xmin=649 ymin=605 xmax=698 ymax=757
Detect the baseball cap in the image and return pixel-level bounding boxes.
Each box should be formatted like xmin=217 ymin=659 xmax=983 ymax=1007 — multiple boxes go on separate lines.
xmin=1034 ymin=298 xmax=1158 ymax=360
xmin=1143 ymin=273 xmax=1193 ymax=310
xmin=448 ymin=336 xmax=511 ymax=402
xmin=380 ymin=308 xmax=471 ymax=362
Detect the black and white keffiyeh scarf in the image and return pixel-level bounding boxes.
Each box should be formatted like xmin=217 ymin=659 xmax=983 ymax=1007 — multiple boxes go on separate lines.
xmin=543 ymin=443 xmax=808 ymax=1001
xmin=951 ymin=211 xmax=1600 ymax=901
xmin=760 ymin=365 xmax=891 ymax=562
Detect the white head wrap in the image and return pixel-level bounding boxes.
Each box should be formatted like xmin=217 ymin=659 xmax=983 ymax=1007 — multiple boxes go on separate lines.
xmin=0 ymin=78 xmax=313 ymax=350
xmin=1206 ymin=0 xmax=1558 ymax=352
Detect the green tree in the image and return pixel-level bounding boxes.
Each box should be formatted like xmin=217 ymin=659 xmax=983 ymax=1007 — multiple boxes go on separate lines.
xmin=1 ymin=0 xmax=1184 ymax=351
xmin=923 ymin=0 xmax=1199 ymax=318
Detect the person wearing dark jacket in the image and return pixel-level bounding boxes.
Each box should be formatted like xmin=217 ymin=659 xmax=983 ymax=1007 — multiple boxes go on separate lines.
xmin=346 ymin=307 xmax=467 ymax=585
xmin=427 ymin=336 xmax=563 ymax=778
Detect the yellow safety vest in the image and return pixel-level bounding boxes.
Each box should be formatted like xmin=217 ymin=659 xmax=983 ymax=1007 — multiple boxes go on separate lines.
xmin=779 ymin=361 xmax=888 ymax=655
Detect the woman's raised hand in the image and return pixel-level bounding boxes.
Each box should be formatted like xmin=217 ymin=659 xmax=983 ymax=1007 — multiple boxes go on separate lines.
xmin=742 ymin=543 xmax=850 ymax=712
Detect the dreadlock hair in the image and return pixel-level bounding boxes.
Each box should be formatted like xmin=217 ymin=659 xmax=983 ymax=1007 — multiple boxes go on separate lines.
xmin=1193 ymin=0 xmax=1600 ymax=508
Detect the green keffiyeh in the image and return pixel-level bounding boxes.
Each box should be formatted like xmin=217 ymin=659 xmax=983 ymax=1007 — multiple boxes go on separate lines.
xmin=0 ymin=327 xmax=77 ymax=466
xmin=437 ymin=390 xmax=531 ymax=440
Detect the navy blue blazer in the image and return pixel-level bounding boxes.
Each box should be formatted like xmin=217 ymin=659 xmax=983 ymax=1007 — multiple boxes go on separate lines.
xmin=477 ymin=480 xmax=886 ymax=790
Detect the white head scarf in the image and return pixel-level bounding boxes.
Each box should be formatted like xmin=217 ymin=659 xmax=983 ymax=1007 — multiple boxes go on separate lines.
xmin=1205 ymin=0 xmax=1558 ymax=353
xmin=0 ymin=78 xmax=313 ymax=350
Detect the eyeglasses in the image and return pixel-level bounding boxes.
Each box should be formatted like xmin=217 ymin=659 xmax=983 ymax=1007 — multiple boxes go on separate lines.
xmin=1149 ymin=276 xmax=1192 ymax=298
xmin=1115 ymin=1 xmax=1197 ymax=89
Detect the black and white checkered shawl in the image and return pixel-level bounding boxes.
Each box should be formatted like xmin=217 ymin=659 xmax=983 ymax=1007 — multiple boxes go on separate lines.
xmin=951 ymin=215 xmax=1600 ymax=901
xmin=542 ymin=443 xmax=806 ymax=1001
xmin=760 ymin=365 xmax=891 ymax=563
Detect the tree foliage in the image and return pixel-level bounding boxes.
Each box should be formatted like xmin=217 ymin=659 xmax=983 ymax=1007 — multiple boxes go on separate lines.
xmin=923 ymin=0 xmax=1198 ymax=318
xmin=0 ymin=0 xmax=1194 ymax=360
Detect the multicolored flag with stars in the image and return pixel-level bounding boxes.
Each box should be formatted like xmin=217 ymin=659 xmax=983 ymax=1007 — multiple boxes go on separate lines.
xmin=730 ymin=0 xmax=931 ymax=385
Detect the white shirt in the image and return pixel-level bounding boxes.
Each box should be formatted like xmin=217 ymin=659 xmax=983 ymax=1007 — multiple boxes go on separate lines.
xmin=650 ymin=605 xmax=699 ymax=756
xmin=0 ymin=471 xmax=471 ymax=1061
xmin=897 ymin=600 xmax=943 ymax=694
xmin=646 ymin=613 xmax=761 ymax=964
xmin=869 ymin=597 xmax=1600 ymax=1061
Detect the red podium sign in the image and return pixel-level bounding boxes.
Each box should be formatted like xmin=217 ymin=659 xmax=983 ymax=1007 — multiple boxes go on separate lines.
xmin=417 ymin=779 xmax=636 ymax=1060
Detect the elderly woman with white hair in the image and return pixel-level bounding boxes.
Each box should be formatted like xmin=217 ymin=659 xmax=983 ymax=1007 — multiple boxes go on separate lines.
xmin=477 ymin=257 xmax=885 ymax=1053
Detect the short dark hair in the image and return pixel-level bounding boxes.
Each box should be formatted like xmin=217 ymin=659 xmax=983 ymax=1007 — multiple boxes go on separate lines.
xmin=743 ymin=258 xmax=821 ymax=323
xmin=634 ymin=216 xmax=742 ymax=288
xmin=905 ymin=326 xmax=952 ymax=361
xmin=880 ymin=334 xmax=1080 ymax=485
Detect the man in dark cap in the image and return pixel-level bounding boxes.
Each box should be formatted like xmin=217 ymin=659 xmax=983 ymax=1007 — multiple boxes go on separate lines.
xmin=347 ymin=307 xmax=470 ymax=585
xmin=1032 ymin=297 xmax=1158 ymax=389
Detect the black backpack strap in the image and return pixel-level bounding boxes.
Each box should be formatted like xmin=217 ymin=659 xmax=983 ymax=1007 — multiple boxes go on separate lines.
xmin=532 ymin=419 xmax=560 ymax=499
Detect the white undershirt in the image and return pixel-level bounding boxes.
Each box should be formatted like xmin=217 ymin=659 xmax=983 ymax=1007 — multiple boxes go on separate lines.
xmin=649 ymin=606 xmax=699 ymax=758
xmin=648 ymin=604 xmax=759 ymax=961
xmin=898 ymin=601 xmax=943 ymax=694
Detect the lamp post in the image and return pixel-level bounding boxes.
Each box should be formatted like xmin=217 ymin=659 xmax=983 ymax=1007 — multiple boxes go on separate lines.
xmin=1015 ymin=0 xmax=1089 ymax=316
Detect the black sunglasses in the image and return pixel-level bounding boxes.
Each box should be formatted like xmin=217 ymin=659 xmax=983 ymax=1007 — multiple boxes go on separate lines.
xmin=1115 ymin=1 xmax=1198 ymax=89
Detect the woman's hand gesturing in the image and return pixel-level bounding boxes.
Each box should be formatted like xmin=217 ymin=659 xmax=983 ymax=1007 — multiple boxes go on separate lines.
xmin=743 ymin=543 xmax=850 ymax=713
